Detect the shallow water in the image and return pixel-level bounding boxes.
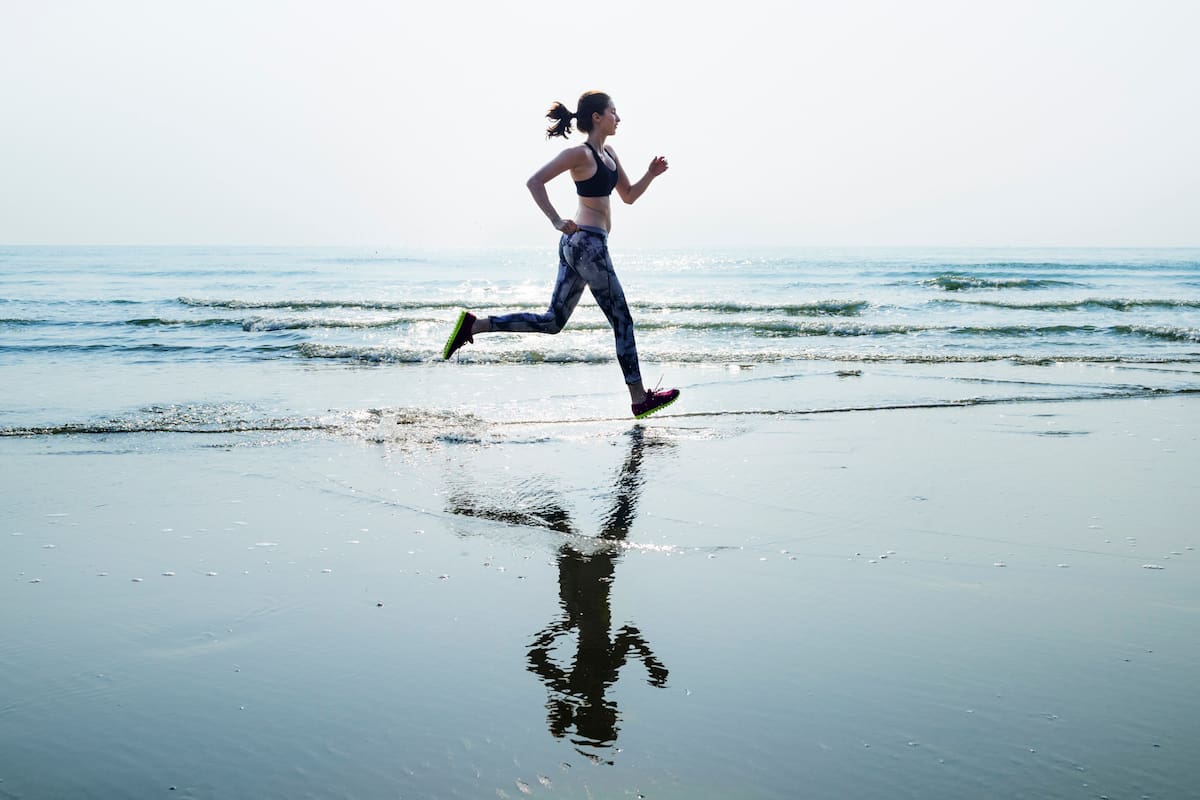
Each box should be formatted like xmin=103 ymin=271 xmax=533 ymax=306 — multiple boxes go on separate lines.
xmin=3 ymin=245 xmax=1198 ymax=439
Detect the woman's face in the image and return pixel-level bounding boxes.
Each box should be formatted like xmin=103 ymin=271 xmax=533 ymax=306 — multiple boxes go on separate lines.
xmin=594 ymin=103 xmax=620 ymax=135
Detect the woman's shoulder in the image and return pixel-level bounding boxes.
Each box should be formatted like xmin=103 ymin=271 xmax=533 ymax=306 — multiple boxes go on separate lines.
xmin=560 ymin=142 xmax=594 ymax=165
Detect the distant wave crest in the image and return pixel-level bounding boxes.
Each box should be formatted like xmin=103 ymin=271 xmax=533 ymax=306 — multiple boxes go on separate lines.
xmin=180 ymin=297 xmax=870 ymax=317
xmin=179 ymin=297 xmax=459 ymax=311
xmin=1117 ymin=325 xmax=1200 ymax=343
xmin=923 ymin=274 xmax=1078 ymax=291
xmin=936 ymin=298 xmax=1200 ymax=312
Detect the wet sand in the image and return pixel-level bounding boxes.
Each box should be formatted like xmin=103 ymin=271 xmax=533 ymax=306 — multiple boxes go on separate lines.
xmin=2 ymin=378 xmax=1198 ymax=799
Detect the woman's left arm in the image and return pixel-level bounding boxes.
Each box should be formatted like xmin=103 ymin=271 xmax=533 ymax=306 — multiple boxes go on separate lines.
xmin=612 ymin=149 xmax=668 ymax=205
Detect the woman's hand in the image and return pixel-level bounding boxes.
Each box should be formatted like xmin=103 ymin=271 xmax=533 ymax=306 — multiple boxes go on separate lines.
xmin=648 ymin=156 xmax=669 ymax=177
xmin=555 ymin=219 xmax=579 ymax=234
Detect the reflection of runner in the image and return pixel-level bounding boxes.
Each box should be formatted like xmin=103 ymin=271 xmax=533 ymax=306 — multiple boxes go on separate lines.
xmin=526 ymin=427 xmax=669 ymax=758
xmin=445 ymin=426 xmax=670 ymax=761
xmin=441 ymin=90 xmax=679 ymax=420
xmin=527 ymin=551 xmax=668 ymax=757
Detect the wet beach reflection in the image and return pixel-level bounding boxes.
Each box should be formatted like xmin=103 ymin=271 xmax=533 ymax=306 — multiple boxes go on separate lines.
xmin=448 ymin=426 xmax=671 ymax=762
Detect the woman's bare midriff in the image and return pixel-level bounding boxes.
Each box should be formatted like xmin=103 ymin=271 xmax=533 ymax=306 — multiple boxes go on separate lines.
xmin=575 ymin=197 xmax=612 ymax=232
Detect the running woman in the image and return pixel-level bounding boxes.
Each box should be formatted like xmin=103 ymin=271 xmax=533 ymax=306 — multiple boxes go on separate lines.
xmin=442 ymin=91 xmax=680 ymax=420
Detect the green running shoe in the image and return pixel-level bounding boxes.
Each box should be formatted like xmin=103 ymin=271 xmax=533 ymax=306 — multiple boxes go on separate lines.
xmin=442 ymin=311 xmax=476 ymax=359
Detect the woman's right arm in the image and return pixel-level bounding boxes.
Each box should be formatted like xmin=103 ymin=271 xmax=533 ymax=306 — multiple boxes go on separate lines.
xmin=526 ymin=148 xmax=584 ymax=233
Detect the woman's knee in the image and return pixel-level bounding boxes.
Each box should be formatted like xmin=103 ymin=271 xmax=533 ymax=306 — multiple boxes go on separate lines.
xmin=545 ymin=309 xmax=571 ymax=334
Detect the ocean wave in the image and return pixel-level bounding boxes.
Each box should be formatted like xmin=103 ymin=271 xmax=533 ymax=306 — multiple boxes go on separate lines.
xmin=248 ymin=316 xmax=923 ymax=338
xmin=0 ymin=403 xmax=333 ymax=437
xmin=788 ymin=353 xmax=1200 ymax=365
xmin=5 ymin=316 xmax=243 ymax=330
xmin=179 ymin=297 xmax=870 ymax=317
xmin=0 ymin=405 xmax=504 ymax=446
xmin=296 ymin=343 xmax=614 ymax=365
xmin=9 ymin=388 xmax=1199 ymax=441
xmin=122 ymin=315 xmax=436 ymax=331
xmin=179 ymin=297 xmax=459 ymax=311
xmin=296 ymin=344 xmax=429 ymax=363
xmin=1116 ymin=325 xmax=1200 ymax=343
xmin=935 ymin=298 xmax=1200 ymax=312
xmin=2 ymin=298 xmax=144 ymax=307
xmin=635 ymin=300 xmax=870 ymax=316
xmin=241 ymin=316 xmax=440 ymax=332
xmin=8 ymin=318 xmax=1195 ymax=361
xmin=660 ymin=351 xmax=1200 ymax=366
xmin=737 ymin=322 xmax=922 ymax=337
xmin=293 ymin=340 xmax=1200 ymax=368
xmin=922 ymin=259 xmax=1199 ymax=272
xmin=126 ymin=317 xmax=241 ymax=328
xmin=922 ymin=274 xmax=1079 ymax=291
xmin=0 ymin=342 xmax=297 ymax=357
xmin=654 ymin=321 xmax=1193 ymax=339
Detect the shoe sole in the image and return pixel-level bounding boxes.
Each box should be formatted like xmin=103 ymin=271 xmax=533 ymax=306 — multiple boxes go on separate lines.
xmin=633 ymin=392 xmax=679 ymax=420
xmin=442 ymin=310 xmax=470 ymax=360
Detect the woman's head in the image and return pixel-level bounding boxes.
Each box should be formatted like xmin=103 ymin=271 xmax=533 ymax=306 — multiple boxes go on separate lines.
xmin=545 ymin=91 xmax=613 ymax=138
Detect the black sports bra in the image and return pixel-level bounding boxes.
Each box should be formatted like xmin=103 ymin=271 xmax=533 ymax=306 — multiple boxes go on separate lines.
xmin=574 ymin=143 xmax=619 ymax=197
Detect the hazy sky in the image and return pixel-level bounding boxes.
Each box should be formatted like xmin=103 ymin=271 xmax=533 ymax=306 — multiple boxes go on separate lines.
xmin=3 ymin=0 xmax=1197 ymax=248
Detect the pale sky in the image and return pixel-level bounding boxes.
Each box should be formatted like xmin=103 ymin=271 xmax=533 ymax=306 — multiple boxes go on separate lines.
xmin=3 ymin=0 xmax=1197 ymax=248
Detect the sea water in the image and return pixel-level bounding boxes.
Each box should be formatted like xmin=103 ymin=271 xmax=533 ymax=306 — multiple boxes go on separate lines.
xmin=2 ymin=245 xmax=1198 ymax=434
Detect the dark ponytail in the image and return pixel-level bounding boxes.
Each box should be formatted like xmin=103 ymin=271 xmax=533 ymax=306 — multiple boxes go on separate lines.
xmin=544 ymin=91 xmax=611 ymax=139
xmin=545 ymin=101 xmax=574 ymax=138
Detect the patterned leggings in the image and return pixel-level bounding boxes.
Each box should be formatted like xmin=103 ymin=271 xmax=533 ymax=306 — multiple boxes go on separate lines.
xmin=488 ymin=226 xmax=642 ymax=386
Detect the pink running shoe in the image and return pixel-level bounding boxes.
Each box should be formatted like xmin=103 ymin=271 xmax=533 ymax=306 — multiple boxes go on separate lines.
xmin=631 ymin=387 xmax=680 ymax=419
xmin=442 ymin=311 xmax=476 ymax=359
